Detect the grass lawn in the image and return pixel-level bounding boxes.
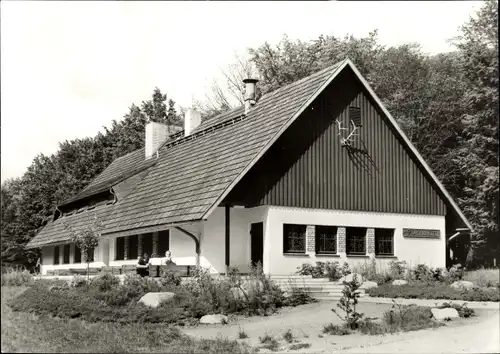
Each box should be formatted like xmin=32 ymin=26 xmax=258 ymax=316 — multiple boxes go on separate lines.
xmin=1 ymin=286 xmax=254 ymax=353
xmin=463 ymin=268 xmax=500 ymax=288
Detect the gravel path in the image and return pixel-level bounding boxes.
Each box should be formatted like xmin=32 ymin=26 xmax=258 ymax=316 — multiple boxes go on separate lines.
xmin=182 ymin=302 xmax=499 ymax=353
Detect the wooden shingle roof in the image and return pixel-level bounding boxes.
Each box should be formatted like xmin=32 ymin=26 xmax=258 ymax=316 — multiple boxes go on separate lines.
xmin=26 ymin=60 xmax=347 ymax=247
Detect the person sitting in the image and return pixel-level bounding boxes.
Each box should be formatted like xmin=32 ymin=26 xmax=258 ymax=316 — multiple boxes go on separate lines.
xmin=136 ymin=254 xmax=150 ymax=277
xmin=164 ymin=250 xmax=173 ymax=265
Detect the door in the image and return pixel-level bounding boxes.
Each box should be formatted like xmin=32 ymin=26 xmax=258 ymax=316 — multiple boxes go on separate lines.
xmin=250 ymin=222 xmax=264 ymax=267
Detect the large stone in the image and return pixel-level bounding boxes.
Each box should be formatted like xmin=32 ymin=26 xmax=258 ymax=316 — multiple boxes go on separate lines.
xmin=360 ymin=281 xmax=378 ymax=290
xmin=138 ymin=292 xmax=175 ymax=308
xmin=339 ymin=273 xmax=364 ymax=283
xmin=200 ymin=314 xmax=228 ymax=324
xmin=431 ymin=308 xmax=459 ymax=320
xmin=450 ymin=280 xmax=475 ymax=290
xmin=392 ymin=279 xmax=408 ymax=286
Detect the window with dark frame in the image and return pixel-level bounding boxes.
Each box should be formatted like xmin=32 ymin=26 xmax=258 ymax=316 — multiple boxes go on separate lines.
xmin=74 ymin=244 xmax=82 ymax=263
xmin=53 ymin=245 xmax=60 ymax=265
xmin=375 ymin=228 xmax=394 ymax=256
xmin=129 ymin=235 xmax=139 ymax=259
xmin=158 ymin=230 xmax=170 ymax=256
xmin=346 ymin=227 xmax=367 ymax=255
xmin=115 ymin=237 xmax=125 ymax=260
xmin=142 ymin=233 xmax=153 ymax=257
xmin=283 ymin=224 xmax=306 ymax=253
xmin=63 ymin=244 xmax=70 ymax=264
xmin=316 ymin=225 xmax=337 ymax=254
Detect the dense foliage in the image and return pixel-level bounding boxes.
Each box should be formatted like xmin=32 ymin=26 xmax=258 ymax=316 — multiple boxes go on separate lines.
xmin=1 ymin=1 xmax=498 ymax=269
xmin=9 ymin=266 xmax=314 ymax=324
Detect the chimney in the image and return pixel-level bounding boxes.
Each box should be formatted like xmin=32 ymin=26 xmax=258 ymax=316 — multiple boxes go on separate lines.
xmin=184 ymin=108 xmax=201 ymax=137
xmin=243 ymin=78 xmax=259 ymax=114
xmin=145 ymin=121 xmax=169 ymax=159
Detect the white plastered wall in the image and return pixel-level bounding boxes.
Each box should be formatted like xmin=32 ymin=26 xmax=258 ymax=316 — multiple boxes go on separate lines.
xmin=266 ymin=206 xmax=446 ymax=275
xmin=40 ymin=239 xmax=108 ymax=275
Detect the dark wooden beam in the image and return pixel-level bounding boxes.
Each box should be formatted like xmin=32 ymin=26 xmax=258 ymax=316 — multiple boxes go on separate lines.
xmin=225 ymin=205 xmax=230 ymax=274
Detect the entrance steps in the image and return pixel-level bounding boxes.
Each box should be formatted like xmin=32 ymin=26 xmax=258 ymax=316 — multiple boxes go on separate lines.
xmin=270 ymin=275 xmax=365 ymax=301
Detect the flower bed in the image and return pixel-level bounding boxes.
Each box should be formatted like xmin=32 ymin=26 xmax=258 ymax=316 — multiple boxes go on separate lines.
xmin=366 ymin=282 xmax=500 ymax=302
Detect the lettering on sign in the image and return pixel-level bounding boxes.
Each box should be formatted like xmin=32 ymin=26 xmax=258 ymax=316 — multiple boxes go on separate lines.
xmin=403 ymin=228 xmax=440 ymax=239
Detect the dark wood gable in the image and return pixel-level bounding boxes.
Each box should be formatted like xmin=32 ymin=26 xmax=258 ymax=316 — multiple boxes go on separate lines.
xmin=224 ymin=67 xmax=447 ymax=216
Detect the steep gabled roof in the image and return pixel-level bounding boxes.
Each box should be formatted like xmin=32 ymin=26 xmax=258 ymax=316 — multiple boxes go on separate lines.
xmin=27 ymin=58 xmax=471 ymax=248
xmin=103 ymin=63 xmax=343 ymax=235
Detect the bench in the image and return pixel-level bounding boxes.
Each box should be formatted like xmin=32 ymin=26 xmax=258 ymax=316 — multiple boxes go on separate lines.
xmin=45 ymin=268 xmax=102 ymax=276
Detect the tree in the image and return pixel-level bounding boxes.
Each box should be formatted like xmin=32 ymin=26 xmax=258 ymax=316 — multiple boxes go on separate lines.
xmin=65 ymin=215 xmax=102 ymax=283
xmin=452 ymin=0 xmax=499 ymax=266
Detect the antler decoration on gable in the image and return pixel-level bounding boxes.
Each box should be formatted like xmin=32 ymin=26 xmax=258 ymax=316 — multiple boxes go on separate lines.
xmin=335 ymin=119 xmax=360 ymax=147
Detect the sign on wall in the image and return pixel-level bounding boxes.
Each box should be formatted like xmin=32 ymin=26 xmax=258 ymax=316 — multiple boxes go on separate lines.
xmin=403 ymin=228 xmax=440 ymax=239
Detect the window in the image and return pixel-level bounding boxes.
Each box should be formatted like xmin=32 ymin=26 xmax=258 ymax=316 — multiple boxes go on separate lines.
xmin=53 ymin=245 xmax=60 ymax=265
xmin=115 ymin=237 xmax=125 ymax=260
xmin=316 ymin=226 xmax=337 ymax=254
xmin=63 ymin=244 xmax=70 ymax=264
xmin=129 ymin=235 xmax=138 ymax=259
xmin=74 ymin=245 xmax=82 ymax=263
xmin=349 ymin=107 xmax=362 ymax=127
xmin=346 ymin=227 xmax=366 ymax=255
xmin=158 ymin=230 xmax=170 ymax=256
xmin=375 ymin=228 xmax=394 ymax=256
xmin=283 ymin=224 xmax=306 ymax=253
xmin=142 ymin=233 xmax=153 ymax=257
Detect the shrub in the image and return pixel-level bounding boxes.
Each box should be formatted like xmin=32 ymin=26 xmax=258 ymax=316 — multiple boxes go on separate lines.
xmin=366 ymin=282 xmax=500 ymax=301
xmin=296 ymin=261 xmax=344 ymax=280
xmin=413 ymin=264 xmax=433 ymax=282
xmin=1 ymin=268 xmax=34 ymax=286
xmin=388 ymin=260 xmax=407 ymax=279
xmin=289 ymin=343 xmax=311 ymax=350
xmin=159 ymin=270 xmax=182 ymax=287
xmin=463 ymin=268 xmax=499 ymax=288
xmin=282 ymin=329 xmax=294 ymax=343
xmin=322 ymin=323 xmax=351 ymax=335
xmin=437 ymin=302 xmax=475 ymax=318
xmin=238 ymin=327 xmax=249 ymax=339
xmin=89 ymin=272 xmax=120 ymax=292
xmin=331 ymin=275 xmax=364 ymax=329
xmin=325 ymin=261 xmax=343 ymax=281
xmin=383 ymin=301 xmax=442 ymax=332
xmin=69 ymin=275 xmax=88 ymax=288
xmin=122 ymin=274 xmax=162 ymax=297
xmin=258 ymin=334 xmax=279 ymax=351
xmin=448 ymin=264 xmax=464 ymax=281
xmin=283 ymin=289 xmax=317 ymax=307
xmin=357 ymin=318 xmax=387 ymax=335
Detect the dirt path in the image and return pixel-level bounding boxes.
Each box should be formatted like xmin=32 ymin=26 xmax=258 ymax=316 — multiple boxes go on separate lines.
xmin=181 ymin=302 xmax=500 ymax=353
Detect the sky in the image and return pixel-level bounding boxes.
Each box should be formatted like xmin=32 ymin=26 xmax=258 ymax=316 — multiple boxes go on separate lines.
xmin=1 ymin=1 xmax=482 ymax=183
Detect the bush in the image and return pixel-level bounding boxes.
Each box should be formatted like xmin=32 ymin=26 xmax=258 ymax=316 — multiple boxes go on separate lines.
xmin=296 ymin=261 xmax=344 ymax=281
xmin=69 ymin=275 xmax=88 ymax=288
xmin=413 ymin=264 xmax=434 ymax=282
xmin=1 ymin=269 xmax=34 ymax=286
xmin=366 ymin=282 xmax=500 ymax=301
xmin=357 ymin=318 xmax=387 ymax=335
xmin=159 ymin=270 xmax=182 ymax=287
xmin=388 ymin=260 xmax=407 ymax=279
xmin=448 ymin=264 xmax=464 ymax=281
xmin=463 ymin=268 xmax=499 ymax=288
xmin=322 ymin=323 xmax=351 ymax=335
xmin=89 ymin=272 xmax=120 ymax=292
xmin=331 ymin=275 xmax=364 ymax=329
xmin=383 ymin=302 xmax=442 ymax=332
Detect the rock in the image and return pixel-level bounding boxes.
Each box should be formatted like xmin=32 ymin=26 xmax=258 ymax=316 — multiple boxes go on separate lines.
xmin=138 ymin=292 xmax=175 ymax=308
xmin=450 ymin=281 xmax=475 ymax=290
xmin=431 ymin=308 xmax=459 ymax=320
xmin=200 ymin=314 xmax=228 ymax=324
xmin=360 ymin=281 xmax=378 ymax=290
xmin=339 ymin=273 xmax=364 ymax=283
xmin=392 ymin=279 xmax=408 ymax=286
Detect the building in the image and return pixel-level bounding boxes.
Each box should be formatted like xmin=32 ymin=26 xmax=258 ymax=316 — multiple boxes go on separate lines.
xmin=26 ymin=59 xmax=472 ymax=276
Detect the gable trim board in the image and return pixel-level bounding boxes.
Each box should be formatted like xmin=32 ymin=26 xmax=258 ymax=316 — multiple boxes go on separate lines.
xmin=202 ymin=58 xmax=472 ymax=231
